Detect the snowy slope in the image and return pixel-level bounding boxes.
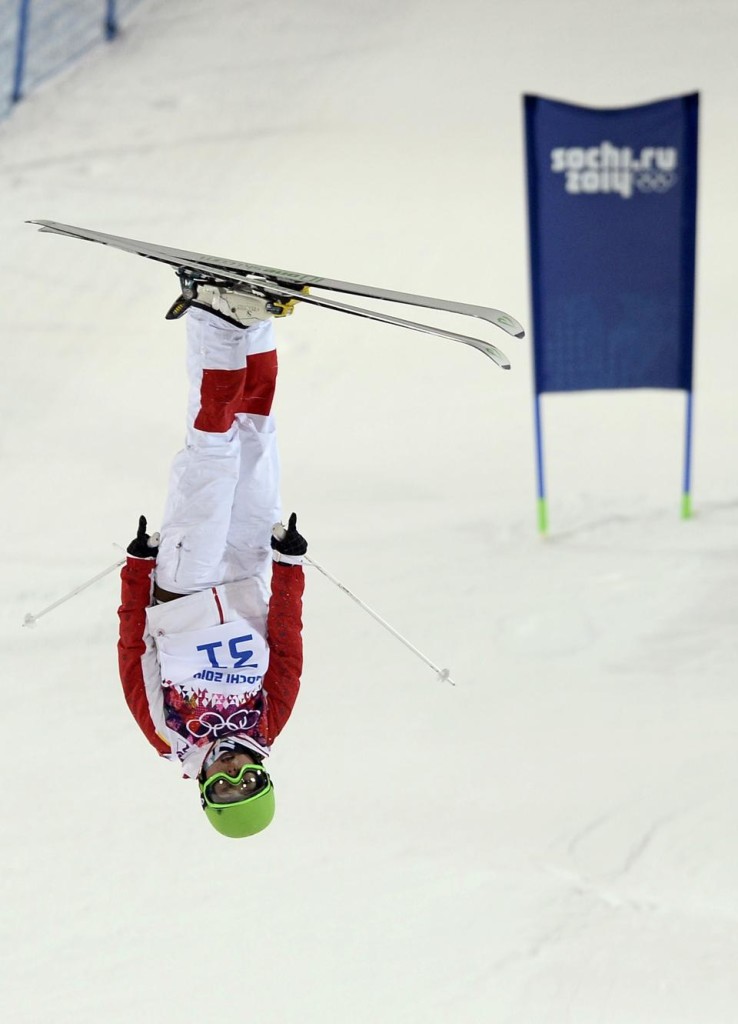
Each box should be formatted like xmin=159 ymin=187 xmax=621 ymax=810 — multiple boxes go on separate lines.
xmin=1 ymin=1 xmax=737 ymax=1022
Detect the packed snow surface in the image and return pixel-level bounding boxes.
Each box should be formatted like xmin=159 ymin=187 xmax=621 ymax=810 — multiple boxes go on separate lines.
xmin=1 ymin=1 xmax=737 ymax=1021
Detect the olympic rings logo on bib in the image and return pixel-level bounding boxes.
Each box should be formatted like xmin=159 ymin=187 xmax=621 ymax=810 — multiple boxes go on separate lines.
xmin=187 ymin=708 xmax=261 ymax=738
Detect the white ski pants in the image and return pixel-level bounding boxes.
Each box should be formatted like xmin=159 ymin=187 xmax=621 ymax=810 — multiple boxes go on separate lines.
xmin=155 ymin=309 xmax=281 ymax=597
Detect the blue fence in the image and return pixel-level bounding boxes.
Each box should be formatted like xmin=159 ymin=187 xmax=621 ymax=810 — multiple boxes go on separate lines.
xmin=1 ymin=0 xmax=143 ymax=120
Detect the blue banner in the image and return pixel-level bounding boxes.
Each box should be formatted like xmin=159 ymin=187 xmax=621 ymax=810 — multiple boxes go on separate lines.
xmin=525 ymin=93 xmax=699 ymax=394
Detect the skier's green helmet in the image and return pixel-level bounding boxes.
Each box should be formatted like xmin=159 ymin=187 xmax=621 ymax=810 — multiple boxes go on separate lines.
xmin=199 ymin=763 xmax=275 ymax=839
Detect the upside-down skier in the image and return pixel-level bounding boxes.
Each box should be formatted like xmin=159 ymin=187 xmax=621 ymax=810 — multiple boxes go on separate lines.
xmin=117 ymin=282 xmax=307 ymax=839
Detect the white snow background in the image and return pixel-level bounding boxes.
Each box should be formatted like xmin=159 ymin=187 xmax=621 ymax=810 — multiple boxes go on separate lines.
xmin=1 ymin=1 xmax=737 ymax=1021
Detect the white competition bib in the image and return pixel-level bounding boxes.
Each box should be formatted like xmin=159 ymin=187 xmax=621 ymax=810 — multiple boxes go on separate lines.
xmin=155 ymin=618 xmax=270 ymax=698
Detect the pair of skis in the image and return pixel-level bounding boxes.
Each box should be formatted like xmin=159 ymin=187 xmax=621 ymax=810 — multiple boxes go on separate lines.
xmin=27 ymin=220 xmax=524 ymax=369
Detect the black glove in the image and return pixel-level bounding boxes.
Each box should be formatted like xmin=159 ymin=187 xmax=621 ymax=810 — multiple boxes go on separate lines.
xmin=127 ymin=515 xmax=160 ymax=559
xmin=271 ymin=512 xmax=308 ymax=563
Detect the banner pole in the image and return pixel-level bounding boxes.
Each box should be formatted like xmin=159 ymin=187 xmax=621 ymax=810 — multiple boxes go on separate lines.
xmin=533 ymin=392 xmax=548 ymax=534
xmin=681 ymin=389 xmax=694 ymax=518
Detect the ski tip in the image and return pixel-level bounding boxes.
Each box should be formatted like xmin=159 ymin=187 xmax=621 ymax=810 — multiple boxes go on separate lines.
xmin=486 ymin=311 xmax=526 ymax=340
xmin=498 ymin=319 xmax=525 ymax=340
xmin=477 ymin=341 xmax=511 ymax=369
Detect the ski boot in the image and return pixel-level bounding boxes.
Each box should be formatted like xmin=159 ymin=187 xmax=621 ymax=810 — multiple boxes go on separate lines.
xmin=165 ymin=268 xmax=307 ymax=328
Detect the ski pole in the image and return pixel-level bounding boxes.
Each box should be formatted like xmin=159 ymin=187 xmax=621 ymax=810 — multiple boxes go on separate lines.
xmin=304 ymin=556 xmax=455 ymax=686
xmin=23 ymin=558 xmax=126 ymax=628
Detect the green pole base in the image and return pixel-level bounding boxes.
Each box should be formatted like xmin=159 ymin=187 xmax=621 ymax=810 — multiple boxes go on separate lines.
xmin=681 ymin=492 xmax=693 ymax=519
xmin=537 ymin=497 xmax=549 ymax=535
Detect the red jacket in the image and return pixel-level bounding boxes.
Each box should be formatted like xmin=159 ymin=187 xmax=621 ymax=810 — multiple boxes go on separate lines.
xmin=117 ymin=555 xmax=304 ymax=776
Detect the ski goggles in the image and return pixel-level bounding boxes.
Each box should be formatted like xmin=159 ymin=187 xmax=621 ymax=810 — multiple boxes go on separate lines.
xmin=200 ymin=764 xmax=272 ymax=808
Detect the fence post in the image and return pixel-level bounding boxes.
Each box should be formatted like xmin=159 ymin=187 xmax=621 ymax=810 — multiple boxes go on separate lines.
xmin=105 ymin=0 xmax=118 ymax=40
xmin=11 ymin=0 xmax=32 ymax=104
